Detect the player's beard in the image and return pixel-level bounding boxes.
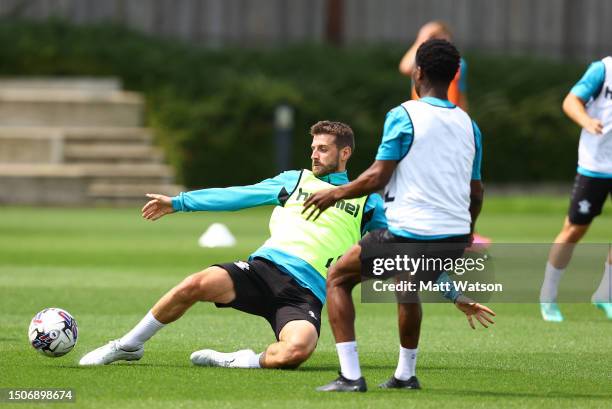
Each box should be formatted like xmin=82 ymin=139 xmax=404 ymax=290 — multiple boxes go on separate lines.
xmin=312 ymin=153 xmax=340 ymax=176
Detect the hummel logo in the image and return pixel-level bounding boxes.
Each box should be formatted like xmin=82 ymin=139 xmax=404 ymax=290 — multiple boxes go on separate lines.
xmin=234 ymin=261 xmax=250 ymax=271
xmin=295 ymin=188 xmax=360 ymax=217
xmin=578 ymin=200 xmax=591 ymax=214
xmin=308 ymin=311 xmax=318 ymax=321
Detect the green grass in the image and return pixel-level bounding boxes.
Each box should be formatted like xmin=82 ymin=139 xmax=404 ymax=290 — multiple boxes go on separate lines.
xmin=1 ymin=196 xmax=611 ymax=408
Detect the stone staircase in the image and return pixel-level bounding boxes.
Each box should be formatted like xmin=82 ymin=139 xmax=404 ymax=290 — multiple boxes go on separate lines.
xmin=0 ymin=78 xmax=182 ymax=205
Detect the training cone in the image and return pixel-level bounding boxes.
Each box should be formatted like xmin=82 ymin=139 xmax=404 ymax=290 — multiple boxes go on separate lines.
xmin=198 ymin=223 xmax=236 ymax=248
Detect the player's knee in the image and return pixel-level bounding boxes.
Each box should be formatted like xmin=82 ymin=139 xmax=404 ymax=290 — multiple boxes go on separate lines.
xmin=561 ymin=223 xmax=588 ymax=242
xmin=174 ymin=273 xmax=205 ymax=303
xmin=327 ymin=265 xmax=359 ymax=290
xmin=278 ymin=343 xmax=313 ymax=369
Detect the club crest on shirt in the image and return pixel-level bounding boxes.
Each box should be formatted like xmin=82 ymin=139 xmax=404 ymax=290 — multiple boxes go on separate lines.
xmin=578 ymin=199 xmax=591 ymax=214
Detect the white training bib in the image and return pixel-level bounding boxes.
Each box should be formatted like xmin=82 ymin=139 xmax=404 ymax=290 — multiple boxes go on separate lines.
xmin=384 ymin=100 xmax=475 ymax=236
xmin=579 ymin=56 xmax=612 ymax=174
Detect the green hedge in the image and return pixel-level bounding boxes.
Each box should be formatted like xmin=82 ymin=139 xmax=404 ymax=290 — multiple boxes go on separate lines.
xmin=0 ymin=20 xmax=588 ymax=187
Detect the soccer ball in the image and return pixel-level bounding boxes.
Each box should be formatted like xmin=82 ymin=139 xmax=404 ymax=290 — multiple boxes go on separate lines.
xmin=28 ymin=308 xmax=78 ymax=357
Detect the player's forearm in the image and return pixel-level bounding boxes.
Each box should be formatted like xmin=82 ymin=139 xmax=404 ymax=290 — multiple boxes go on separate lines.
xmin=399 ymin=45 xmax=418 ymax=76
xmin=436 ymin=271 xmax=461 ymax=302
xmin=172 ymin=184 xmax=279 ymax=212
xmin=562 ymin=93 xmax=592 ymax=129
xmin=334 ymin=162 xmax=390 ymax=201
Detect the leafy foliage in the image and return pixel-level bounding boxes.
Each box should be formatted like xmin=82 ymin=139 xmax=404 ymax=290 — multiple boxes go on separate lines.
xmin=0 ymin=20 xmax=588 ymax=186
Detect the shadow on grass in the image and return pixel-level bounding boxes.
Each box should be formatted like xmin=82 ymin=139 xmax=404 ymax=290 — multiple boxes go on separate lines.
xmin=299 ymin=364 xmax=396 ymax=372
xmin=429 ymin=388 xmax=611 ymax=401
xmin=59 ymin=362 xmax=191 ymax=369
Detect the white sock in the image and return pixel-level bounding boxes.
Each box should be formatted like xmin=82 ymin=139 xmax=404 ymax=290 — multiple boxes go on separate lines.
xmin=119 ymin=311 xmax=166 ymax=350
xmin=592 ymin=262 xmax=612 ymax=303
xmin=394 ymin=346 xmax=418 ymax=380
xmin=540 ymin=262 xmax=565 ymax=302
xmin=336 ymin=341 xmax=361 ymax=380
xmin=229 ymin=350 xmax=262 ymax=368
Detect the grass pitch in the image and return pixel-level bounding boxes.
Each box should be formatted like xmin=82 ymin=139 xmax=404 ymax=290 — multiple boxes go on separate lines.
xmin=1 ymin=196 xmax=611 ymax=408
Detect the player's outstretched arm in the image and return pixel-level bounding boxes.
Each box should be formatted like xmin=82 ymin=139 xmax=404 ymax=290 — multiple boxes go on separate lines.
xmin=563 ymin=93 xmax=603 ymax=135
xmin=454 ymin=294 xmax=496 ymax=329
xmin=142 ymin=193 xmax=175 ymax=221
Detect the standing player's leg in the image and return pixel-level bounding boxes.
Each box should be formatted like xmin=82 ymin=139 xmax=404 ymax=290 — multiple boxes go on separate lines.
xmin=540 ymin=174 xmax=608 ymax=322
xmin=378 ymin=302 xmax=422 ymax=389
xmin=381 ymin=239 xmax=468 ymax=390
xmin=79 ymin=266 xmax=236 ymax=365
xmin=542 ymin=217 xmax=590 ymax=309
xmin=592 ymin=185 xmax=612 ymax=317
xmin=317 ymin=244 xmax=367 ymax=392
xmin=592 ymin=245 xmax=612 ymax=319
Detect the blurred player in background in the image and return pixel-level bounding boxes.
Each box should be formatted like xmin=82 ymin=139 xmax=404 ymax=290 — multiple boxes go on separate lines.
xmin=305 ymin=40 xmax=495 ymax=392
xmin=399 ymin=21 xmax=491 ymax=248
xmin=540 ymin=57 xmax=612 ymax=322
xmin=399 ymin=21 xmax=468 ymax=110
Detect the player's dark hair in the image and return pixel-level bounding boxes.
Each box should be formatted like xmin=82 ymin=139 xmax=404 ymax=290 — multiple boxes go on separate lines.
xmin=415 ymin=39 xmax=461 ymax=86
xmin=310 ymin=121 xmax=355 ymax=152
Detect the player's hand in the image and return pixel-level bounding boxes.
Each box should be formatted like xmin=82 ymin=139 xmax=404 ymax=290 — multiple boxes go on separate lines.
xmin=416 ymin=23 xmax=439 ymax=42
xmin=454 ymin=295 xmax=496 ymax=329
xmin=584 ymin=118 xmax=603 ymax=135
xmin=142 ymin=193 xmax=175 ymax=221
xmin=302 ymin=188 xmax=340 ymax=221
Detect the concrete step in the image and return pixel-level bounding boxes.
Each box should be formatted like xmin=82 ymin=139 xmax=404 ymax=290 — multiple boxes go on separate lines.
xmin=0 ymin=127 xmax=157 ymax=164
xmin=63 ymin=127 xmax=153 ymax=145
xmin=0 ymin=89 xmax=143 ymax=127
xmin=78 ymin=163 xmax=175 ymax=184
xmin=64 ymin=144 xmax=164 ymax=164
xmin=0 ymin=128 xmax=64 ymax=164
xmin=0 ymin=77 xmax=121 ymax=93
xmin=0 ymin=126 xmax=153 ymax=145
xmin=0 ymin=164 xmax=177 ymax=205
xmin=0 ymin=163 xmax=174 ymax=182
xmin=88 ymin=183 xmax=183 ymax=200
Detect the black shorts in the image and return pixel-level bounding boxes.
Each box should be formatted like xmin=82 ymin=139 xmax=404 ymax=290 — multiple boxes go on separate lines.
xmin=214 ymin=258 xmax=322 ymax=340
xmin=568 ymin=174 xmax=612 ymax=225
xmin=359 ymin=228 xmax=470 ymax=282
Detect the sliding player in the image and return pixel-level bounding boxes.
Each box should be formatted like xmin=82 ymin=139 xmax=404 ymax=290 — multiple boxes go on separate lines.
xmin=79 ymin=121 xmax=388 ymax=369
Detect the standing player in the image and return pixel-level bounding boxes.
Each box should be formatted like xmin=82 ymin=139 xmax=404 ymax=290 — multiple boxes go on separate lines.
xmin=540 ymin=57 xmax=612 ymax=322
xmin=79 ymin=121 xmax=388 ymax=369
xmin=399 ymin=21 xmax=491 ymax=248
xmin=303 ymin=40 xmax=495 ymax=392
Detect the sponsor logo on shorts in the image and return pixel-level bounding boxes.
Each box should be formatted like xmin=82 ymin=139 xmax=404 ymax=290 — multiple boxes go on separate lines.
xmin=234 ymin=261 xmax=250 ymax=271
xmin=308 ymin=310 xmax=318 ymax=321
xmin=578 ymin=199 xmax=591 ymax=214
